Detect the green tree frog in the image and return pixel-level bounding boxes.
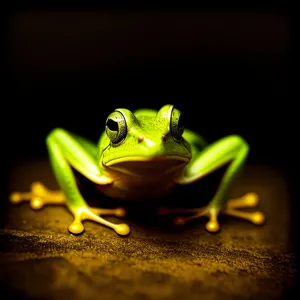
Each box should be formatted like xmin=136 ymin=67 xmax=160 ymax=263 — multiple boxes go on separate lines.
xmin=10 ymin=104 xmax=265 ymax=236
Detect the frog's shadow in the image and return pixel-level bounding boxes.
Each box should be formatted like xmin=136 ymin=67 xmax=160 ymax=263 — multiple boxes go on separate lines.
xmin=78 ymin=166 xmax=226 ymax=235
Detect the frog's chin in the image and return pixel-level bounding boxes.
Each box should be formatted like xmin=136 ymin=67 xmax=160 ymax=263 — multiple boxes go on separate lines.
xmin=104 ymin=156 xmax=189 ymax=177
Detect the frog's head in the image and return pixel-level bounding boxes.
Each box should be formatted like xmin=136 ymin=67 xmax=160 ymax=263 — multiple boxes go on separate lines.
xmin=100 ymin=104 xmax=192 ymax=176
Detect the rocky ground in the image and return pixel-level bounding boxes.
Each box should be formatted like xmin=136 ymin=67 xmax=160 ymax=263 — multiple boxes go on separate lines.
xmin=0 ymin=158 xmax=297 ymax=300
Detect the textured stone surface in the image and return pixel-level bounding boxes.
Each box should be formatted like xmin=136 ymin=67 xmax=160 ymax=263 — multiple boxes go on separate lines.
xmin=0 ymin=158 xmax=297 ymax=300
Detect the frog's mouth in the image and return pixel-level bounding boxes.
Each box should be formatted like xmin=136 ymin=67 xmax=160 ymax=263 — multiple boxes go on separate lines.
xmin=104 ymin=156 xmax=189 ymax=176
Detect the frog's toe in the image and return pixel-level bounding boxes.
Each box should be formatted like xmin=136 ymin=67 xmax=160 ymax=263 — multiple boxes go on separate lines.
xmin=223 ymin=193 xmax=265 ymax=226
xmin=69 ymin=220 xmax=85 ymax=235
xmin=9 ymin=192 xmax=24 ymax=204
xmin=114 ymin=223 xmax=130 ymax=236
xmin=72 ymin=208 xmax=131 ymax=236
xmin=223 ymin=208 xmax=265 ymax=226
xmin=90 ymin=207 xmax=127 ymax=217
xmin=227 ymin=192 xmax=260 ymax=209
xmin=30 ymin=197 xmax=45 ymax=210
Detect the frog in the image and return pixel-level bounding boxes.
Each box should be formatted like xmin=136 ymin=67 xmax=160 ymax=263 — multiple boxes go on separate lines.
xmin=9 ymin=104 xmax=265 ymax=236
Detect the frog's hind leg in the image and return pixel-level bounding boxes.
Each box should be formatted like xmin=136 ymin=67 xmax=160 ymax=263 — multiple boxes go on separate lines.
xmin=10 ymin=181 xmax=66 ymax=210
xmin=10 ymin=181 xmax=128 ymax=235
xmin=160 ymin=135 xmax=266 ymax=232
xmin=159 ymin=192 xmax=265 ymax=232
xmin=9 ymin=128 xmax=130 ymax=236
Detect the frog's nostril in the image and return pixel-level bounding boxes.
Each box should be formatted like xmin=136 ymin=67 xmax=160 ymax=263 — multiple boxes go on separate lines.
xmin=162 ymin=135 xmax=167 ymax=142
xmin=138 ymin=136 xmax=144 ymax=143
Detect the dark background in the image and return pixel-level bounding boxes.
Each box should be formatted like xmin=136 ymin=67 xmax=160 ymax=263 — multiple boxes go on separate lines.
xmin=2 ymin=5 xmax=292 ymax=164
xmin=1 ymin=4 xmax=298 ymax=296
xmin=2 ymin=5 xmax=293 ymax=228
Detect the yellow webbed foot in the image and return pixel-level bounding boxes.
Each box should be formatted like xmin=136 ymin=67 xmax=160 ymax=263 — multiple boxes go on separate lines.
xmin=10 ymin=182 xmax=130 ymax=236
xmin=10 ymin=181 xmax=65 ymax=210
xmin=69 ymin=207 xmax=130 ymax=236
xmin=159 ymin=192 xmax=265 ymax=233
xmin=224 ymin=193 xmax=265 ymax=225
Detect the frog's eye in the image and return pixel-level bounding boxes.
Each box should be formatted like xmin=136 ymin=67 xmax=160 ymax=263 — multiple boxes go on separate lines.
xmin=170 ymin=107 xmax=184 ymax=142
xmin=105 ymin=111 xmax=127 ymax=145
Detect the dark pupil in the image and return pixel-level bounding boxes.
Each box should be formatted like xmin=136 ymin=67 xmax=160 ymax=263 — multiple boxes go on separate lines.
xmin=106 ymin=119 xmax=118 ymax=131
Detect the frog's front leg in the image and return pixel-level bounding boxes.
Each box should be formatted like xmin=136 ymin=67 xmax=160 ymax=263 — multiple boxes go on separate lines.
xmin=9 ymin=128 xmax=130 ymax=236
xmin=160 ymin=135 xmax=265 ymax=233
